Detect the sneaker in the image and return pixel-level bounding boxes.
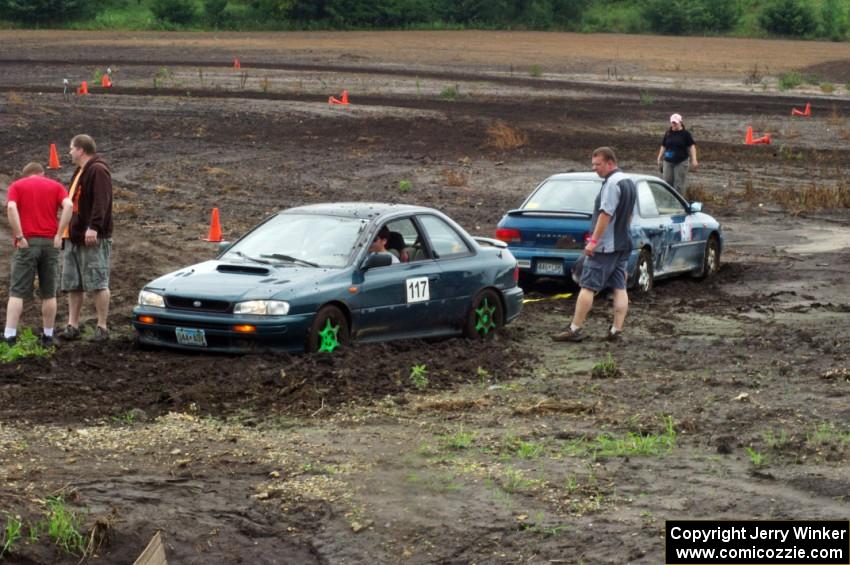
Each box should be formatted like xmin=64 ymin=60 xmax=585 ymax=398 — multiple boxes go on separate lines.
xmin=39 ymin=334 xmax=55 ymax=348
xmin=4 ymin=336 xmax=16 ymax=347
xmin=551 ymin=327 xmax=585 ymax=342
xmin=605 ymin=330 xmax=623 ymax=342
xmin=60 ymin=325 xmax=81 ymax=341
xmin=93 ymin=326 xmax=109 ymax=342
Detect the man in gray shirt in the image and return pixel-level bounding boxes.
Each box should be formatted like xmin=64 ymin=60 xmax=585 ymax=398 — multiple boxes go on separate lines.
xmin=552 ymin=146 xmax=636 ymax=342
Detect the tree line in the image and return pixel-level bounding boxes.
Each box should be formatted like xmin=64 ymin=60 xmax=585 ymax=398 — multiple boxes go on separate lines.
xmin=2 ymin=0 xmax=847 ymax=41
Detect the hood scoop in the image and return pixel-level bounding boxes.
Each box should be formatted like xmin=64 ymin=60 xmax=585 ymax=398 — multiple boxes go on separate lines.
xmin=216 ymin=264 xmax=270 ymax=275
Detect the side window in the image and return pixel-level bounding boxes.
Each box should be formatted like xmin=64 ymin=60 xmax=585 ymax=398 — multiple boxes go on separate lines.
xmin=418 ymin=215 xmax=472 ymax=259
xmin=649 ymin=182 xmax=686 ymax=215
xmin=384 ymin=217 xmax=424 ymax=263
xmin=637 ymin=181 xmax=659 ymax=218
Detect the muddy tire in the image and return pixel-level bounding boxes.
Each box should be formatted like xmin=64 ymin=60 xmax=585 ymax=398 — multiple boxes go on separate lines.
xmin=306 ymin=305 xmax=349 ymax=353
xmin=464 ymin=289 xmax=504 ymax=339
xmin=633 ymin=249 xmax=654 ymax=293
xmin=692 ymin=236 xmax=720 ymax=279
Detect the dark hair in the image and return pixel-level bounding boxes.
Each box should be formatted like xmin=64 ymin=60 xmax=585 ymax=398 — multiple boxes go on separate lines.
xmin=71 ymin=134 xmax=96 ymax=155
xmin=21 ymin=162 xmax=44 ymax=176
xmin=376 ymin=225 xmax=391 ymax=240
xmin=592 ymin=146 xmax=617 ymax=163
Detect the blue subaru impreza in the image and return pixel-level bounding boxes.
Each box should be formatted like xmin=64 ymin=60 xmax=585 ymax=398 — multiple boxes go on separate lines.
xmin=495 ymin=172 xmax=723 ymax=292
xmin=134 ymin=203 xmax=523 ymax=353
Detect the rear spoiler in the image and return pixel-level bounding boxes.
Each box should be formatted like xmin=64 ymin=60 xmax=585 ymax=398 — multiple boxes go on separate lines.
xmin=473 ymin=236 xmax=508 ymax=249
xmin=506 ymin=208 xmax=592 ymax=218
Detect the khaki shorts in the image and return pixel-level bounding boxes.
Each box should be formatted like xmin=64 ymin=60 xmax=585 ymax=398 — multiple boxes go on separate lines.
xmin=10 ymin=238 xmax=61 ymax=299
xmin=61 ymin=239 xmax=112 ymax=292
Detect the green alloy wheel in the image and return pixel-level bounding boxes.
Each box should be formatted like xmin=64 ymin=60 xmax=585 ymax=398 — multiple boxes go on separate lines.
xmin=464 ymin=289 xmax=504 ymax=339
xmin=307 ymin=305 xmax=349 ymax=353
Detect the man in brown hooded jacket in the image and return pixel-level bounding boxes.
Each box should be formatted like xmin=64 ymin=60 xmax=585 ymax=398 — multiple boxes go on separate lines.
xmin=60 ymin=134 xmax=113 ymax=342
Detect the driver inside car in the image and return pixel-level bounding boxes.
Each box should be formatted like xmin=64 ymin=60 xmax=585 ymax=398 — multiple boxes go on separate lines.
xmin=369 ymin=225 xmax=400 ymax=264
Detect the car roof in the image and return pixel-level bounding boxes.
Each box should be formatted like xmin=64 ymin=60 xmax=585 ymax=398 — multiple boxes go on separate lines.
xmin=280 ymin=202 xmax=433 ymax=220
xmin=545 ymin=172 xmax=662 ymax=183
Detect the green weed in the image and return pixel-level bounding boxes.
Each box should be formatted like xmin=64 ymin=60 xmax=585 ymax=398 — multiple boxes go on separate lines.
xmin=111 ymin=411 xmax=137 ymax=425
xmin=563 ymin=415 xmax=676 ymax=458
xmin=746 ymin=447 xmax=767 ymax=468
xmin=762 ymin=429 xmax=789 ymax=449
xmin=398 ymin=179 xmax=412 ymax=193
xmin=820 ymin=82 xmax=835 ymax=94
xmin=409 ymin=364 xmax=428 ymax=389
xmin=591 ymin=353 xmax=621 ymax=379
xmin=500 ymin=467 xmax=538 ymax=493
xmin=639 ymin=91 xmax=654 ymax=106
xmin=1 ymin=514 xmax=23 ymax=558
xmin=806 ymin=422 xmax=850 ymax=447
xmin=501 ymin=435 xmax=545 ymax=459
xmin=778 ymin=71 xmax=802 ymax=91
xmin=41 ymin=497 xmax=86 ymax=555
xmin=440 ymin=426 xmax=476 ymax=450
xmin=0 ymin=328 xmax=53 ymax=362
xmin=91 ymin=68 xmax=103 ymax=83
xmin=440 ymin=85 xmax=459 ymax=100
xmin=529 ymin=64 xmax=542 ymax=77
xmin=476 ymin=366 xmax=491 ymax=382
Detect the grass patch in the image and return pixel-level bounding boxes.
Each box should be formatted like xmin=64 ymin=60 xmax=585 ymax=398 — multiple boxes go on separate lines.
xmin=820 ymin=82 xmax=835 ymax=94
xmin=35 ymin=497 xmax=86 ymax=556
xmin=1 ymin=514 xmax=23 ymax=559
xmin=746 ymin=446 xmax=768 ymax=468
xmin=806 ymin=422 xmax=850 ymax=448
xmin=529 ymin=64 xmax=542 ymax=77
xmin=591 ymin=353 xmax=621 ymax=379
xmin=439 ymin=426 xmax=476 ymax=451
xmin=773 ymin=181 xmax=850 ymax=214
xmin=777 ymin=71 xmax=803 ymax=91
xmin=0 ymin=328 xmax=53 ymax=362
xmin=398 ymin=179 xmax=412 ymax=193
xmin=485 ymin=121 xmax=528 ymax=150
xmin=563 ymin=415 xmax=676 ymax=459
xmin=639 ymin=91 xmax=654 ymax=106
xmin=440 ymin=85 xmax=459 ymax=100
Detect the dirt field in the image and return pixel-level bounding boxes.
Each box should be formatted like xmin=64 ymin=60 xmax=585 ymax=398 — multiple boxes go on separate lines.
xmin=0 ymin=31 xmax=849 ymax=564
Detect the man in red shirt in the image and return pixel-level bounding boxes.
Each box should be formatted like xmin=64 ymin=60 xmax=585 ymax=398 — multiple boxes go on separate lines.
xmin=5 ymin=162 xmax=73 ymax=346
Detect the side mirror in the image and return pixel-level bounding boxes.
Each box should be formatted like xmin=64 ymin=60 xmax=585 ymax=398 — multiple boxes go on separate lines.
xmin=217 ymin=241 xmax=233 ymax=255
xmin=361 ymin=253 xmax=393 ymax=270
xmin=689 ymin=202 xmax=703 ymax=214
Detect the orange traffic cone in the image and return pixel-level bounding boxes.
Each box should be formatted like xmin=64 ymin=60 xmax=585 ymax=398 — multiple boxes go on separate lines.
xmin=233 ymin=58 xmax=241 ymax=70
xmin=204 ymin=208 xmax=222 ymax=242
xmin=76 ymin=81 xmax=89 ymax=95
xmin=752 ymin=133 xmax=771 ymax=145
xmin=744 ymin=126 xmax=754 ymax=145
xmin=328 ymin=89 xmax=349 ymax=106
xmin=48 ymin=143 xmax=61 ymax=169
xmin=101 ymin=74 xmax=112 ymax=88
xmin=791 ymin=102 xmax=811 ymax=117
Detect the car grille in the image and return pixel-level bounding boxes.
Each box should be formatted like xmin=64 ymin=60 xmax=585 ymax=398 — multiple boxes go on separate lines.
xmin=165 ymin=296 xmax=231 ymax=313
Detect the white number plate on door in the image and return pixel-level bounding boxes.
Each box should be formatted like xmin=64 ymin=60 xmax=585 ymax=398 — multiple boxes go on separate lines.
xmin=406 ymin=277 xmax=430 ymax=303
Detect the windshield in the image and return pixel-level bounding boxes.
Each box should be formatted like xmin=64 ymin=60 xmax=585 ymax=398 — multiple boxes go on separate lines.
xmin=523 ymin=179 xmax=601 ymax=213
xmin=222 ymin=213 xmax=367 ymax=268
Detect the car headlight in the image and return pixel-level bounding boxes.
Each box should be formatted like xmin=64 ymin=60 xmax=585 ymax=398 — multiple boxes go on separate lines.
xmin=138 ymin=290 xmax=165 ymax=308
xmin=233 ymin=300 xmax=290 ymax=315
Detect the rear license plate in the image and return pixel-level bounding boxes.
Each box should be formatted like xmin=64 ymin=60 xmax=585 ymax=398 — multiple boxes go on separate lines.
xmin=175 ymin=327 xmax=207 ymax=347
xmin=535 ymin=260 xmax=564 ymax=275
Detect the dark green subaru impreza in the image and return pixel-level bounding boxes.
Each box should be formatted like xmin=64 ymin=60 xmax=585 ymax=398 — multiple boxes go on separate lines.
xmin=133 ymin=203 xmax=523 ymax=353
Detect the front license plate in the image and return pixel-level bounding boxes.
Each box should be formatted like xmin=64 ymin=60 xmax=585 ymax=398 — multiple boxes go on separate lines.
xmin=175 ymin=327 xmax=207 ymax=347
xmin=535 ymin=260 xmax=564 ymax=275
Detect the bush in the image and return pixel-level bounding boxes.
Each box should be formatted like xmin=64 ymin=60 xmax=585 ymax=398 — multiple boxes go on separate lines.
xmin=204 ymin=0 xmax=228 ymax=26
xmin=150 ymin=0 xmax=197 ymax=25
xmin=2 ymin=0 xmax=94 ymax=23
xmin=643 ymin=0 xmax=736 ymax=34
xmin=819 ymin=0 xmax=848 ymax=41
xmin=778 ymin=71 xmax=803 ymax=91
xmin=760 ymin=0 xmax=816 ymax=37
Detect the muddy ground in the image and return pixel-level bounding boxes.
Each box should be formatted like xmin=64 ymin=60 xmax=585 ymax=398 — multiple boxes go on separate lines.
xmin=0 ymin=31 xmax=849 ymax=564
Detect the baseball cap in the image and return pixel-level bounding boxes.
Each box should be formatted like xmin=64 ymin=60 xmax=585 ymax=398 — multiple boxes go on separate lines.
xmin=670 ymin=113 xmax=683 ymax=124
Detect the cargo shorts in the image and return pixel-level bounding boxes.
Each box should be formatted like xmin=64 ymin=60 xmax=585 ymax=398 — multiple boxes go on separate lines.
xmin=10 ymin=238 xmax=61 ymax=299
xmin=579 ymin=249 xmax=630 ymax=292
xmin=61 ymin=239 xmax=112 ymax=292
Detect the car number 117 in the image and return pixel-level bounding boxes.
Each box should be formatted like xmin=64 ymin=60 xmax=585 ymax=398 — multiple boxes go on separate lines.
xmin=406 ymin=277 xmax=430 ymax=303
